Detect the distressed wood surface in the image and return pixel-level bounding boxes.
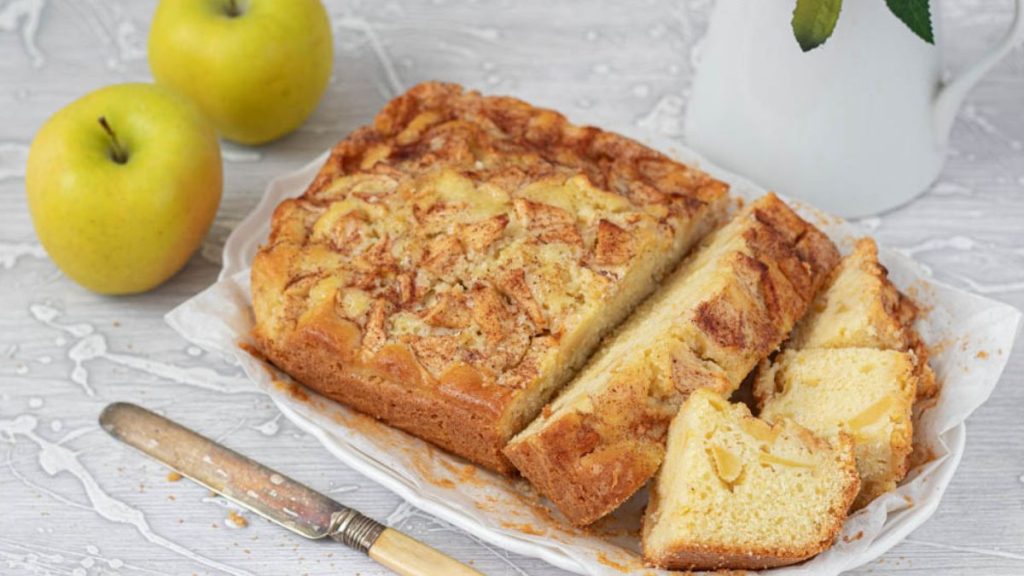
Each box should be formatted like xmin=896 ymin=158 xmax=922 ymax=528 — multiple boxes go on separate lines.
xmin=1 ymin=0 xmax=1023 ymax=574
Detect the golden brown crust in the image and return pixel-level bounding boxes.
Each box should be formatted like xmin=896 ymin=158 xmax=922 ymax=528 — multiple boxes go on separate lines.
xmin=897 ymin=292 xmax=938 ymax=399
xmin=644 ymin=545 xmax=814 ymax=571
xmin=876 ymin=243 xmax=937 ymax=399
xmin=251 ymin=82 xmax=729 ymax=473
xmin=504 ymin=194 xmax=840 ymax=524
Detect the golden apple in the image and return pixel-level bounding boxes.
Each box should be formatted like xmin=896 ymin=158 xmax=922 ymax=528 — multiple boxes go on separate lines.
xmin=148 ymin=0 xmax=333 ymax=145
xmin=26 ymin=83 xmax=222 ymax=295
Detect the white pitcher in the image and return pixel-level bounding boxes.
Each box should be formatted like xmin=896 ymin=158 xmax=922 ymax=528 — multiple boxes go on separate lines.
xmin=684 ymin=0 xmax=1024 ymax=218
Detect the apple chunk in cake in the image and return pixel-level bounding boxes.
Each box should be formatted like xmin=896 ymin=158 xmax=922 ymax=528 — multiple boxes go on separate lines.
xmin=250 ymin=82 xmax=729 ymax=473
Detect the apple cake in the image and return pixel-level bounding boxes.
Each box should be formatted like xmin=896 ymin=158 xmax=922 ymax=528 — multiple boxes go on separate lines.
xmin=642 ymin=389 xmax=859 ymax=570
xmin=503 ymin=194 xmax=840 ymax=525
xmin=754 ymin=347 xmax=918 ymax=510
xmin=250 ymin=82 xmax=730 ymax=473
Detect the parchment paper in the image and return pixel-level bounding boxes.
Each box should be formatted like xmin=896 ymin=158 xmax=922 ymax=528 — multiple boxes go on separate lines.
xmin=166 ymin=136 xmax=1021 ymax=575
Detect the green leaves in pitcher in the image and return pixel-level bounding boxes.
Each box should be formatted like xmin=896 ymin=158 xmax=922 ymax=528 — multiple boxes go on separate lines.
xmin=791 ymin=0 xmax=934 ymax=52
xmin=791 ymin=0 xmax=843 ymax=51
xmin=884 ymin=0 xmax=935 ymax=44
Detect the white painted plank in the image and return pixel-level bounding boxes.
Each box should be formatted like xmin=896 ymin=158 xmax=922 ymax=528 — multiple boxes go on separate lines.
xmin=1 ymin=1 xmax=1022 ymax=574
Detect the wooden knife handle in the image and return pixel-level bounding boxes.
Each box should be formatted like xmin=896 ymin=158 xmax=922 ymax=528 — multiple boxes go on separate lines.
xmin=368 ymin=528 xmax=483 ymax=576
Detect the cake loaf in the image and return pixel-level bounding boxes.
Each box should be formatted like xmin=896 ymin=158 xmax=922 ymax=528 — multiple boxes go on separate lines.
xmin=504 ymin=194 xmax=839 ymax=525
xmin=250 ymin=82 xmax=729 ymax=474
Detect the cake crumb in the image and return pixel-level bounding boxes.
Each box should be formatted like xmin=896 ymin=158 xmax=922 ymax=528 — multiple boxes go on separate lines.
xmin=227 ymin=510 xmax=249 ymax=528
xmin=273 ymin=379 xmax=310 ymax=402
xmin=166 ymin=471 xmax=183 ymax=482
xmin=501 ymin=522 xmax=545 ymax=536
xmin=595 ymin=551 xmax=637 ymax=572
xmin=976 ymin=350 xmax=989 ymax=359
xmin=843 ymin=530 xmax=865 ymax=543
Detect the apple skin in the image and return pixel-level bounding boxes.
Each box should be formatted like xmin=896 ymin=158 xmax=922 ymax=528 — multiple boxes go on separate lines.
xmin=148 ymin=0 xmax=333 ymax=145
xmin=26 ymin=83 xmax=222 ymax=295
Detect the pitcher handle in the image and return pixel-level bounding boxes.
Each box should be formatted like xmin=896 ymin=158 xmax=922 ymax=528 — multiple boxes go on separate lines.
xmin=934 ymin=0 xmax=1024 ymax=144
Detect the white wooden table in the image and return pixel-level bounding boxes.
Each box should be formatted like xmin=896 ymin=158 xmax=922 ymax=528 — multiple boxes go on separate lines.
xmin=2 ymin=1 xmax=1023 ymax=574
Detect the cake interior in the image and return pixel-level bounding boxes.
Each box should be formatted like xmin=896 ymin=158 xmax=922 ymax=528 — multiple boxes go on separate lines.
xmin=644 ymin=389 xmax=857 ymax=567
xmin=756 ymin=347 xmax=917 ymax=508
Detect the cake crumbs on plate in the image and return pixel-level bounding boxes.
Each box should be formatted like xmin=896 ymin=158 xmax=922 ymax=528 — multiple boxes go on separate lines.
xmin=273 ymin=379 xmax=310 ymax=403
xmin=593 ymin=545 xmax=630 ymax=569
xmin=166 ymin=471 xmax=182 ymax=482
xmin=438 ymin=458 xmax=480 ymax=485
xmin=501 ymin=522 xmax=546 ymax=536
xmin=227 ymin=510 xmax=249 ymax=528
xmin=237 ymin=341 xmax=267 ymax=361
xmin=843 ymin=530 xmax=865 ymax=543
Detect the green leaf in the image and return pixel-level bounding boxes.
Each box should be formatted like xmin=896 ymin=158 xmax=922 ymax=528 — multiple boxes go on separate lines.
xmin=886 ymin=0 xmax=935 ymax=44
xmin=791 ymin=0 xmax=843 ymax=52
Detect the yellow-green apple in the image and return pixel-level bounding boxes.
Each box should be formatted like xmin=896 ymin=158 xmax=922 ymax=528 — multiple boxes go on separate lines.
xmin=26 ymin=83 xmax=222 ymax=295
xmin=148 ymin=0 xmax=333 ymax=145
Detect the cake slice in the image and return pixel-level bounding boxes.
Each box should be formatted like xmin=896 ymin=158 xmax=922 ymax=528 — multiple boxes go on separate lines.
xmin=251 ymin=82 xmax=730 ymax=474
xmin=643 ymin=389 xmax=859 ymax=570
xmin=754 ymin=348 xmax=918 ymax=509
xmin=504 ymin=194 xmax=839 ymax=525
xmin=786 ymin=238 xmax=936 ymax=397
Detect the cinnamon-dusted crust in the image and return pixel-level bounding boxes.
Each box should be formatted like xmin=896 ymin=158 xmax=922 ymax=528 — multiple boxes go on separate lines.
xmin=644 ymin=545 xmax=832 ymax=572
xmin=504 ymin=194 xmax=840 ymax=525
xmin=251 ymin=82 xmax=729 ymax=474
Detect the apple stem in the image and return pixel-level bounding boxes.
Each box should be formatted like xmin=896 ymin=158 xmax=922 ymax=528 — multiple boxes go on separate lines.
xmin=226 ymin=0 xmax=240 ymax=17
xmin=98 ymin=116 xmax=128 ymax=164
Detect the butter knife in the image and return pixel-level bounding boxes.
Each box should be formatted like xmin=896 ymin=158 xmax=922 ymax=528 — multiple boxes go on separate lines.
xmin=99 ymin=402 xmax=482 ymax=576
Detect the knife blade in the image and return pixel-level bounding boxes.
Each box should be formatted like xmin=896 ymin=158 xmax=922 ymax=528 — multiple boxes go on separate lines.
xmin=99 ymin=402 xmax=482 ymax=576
